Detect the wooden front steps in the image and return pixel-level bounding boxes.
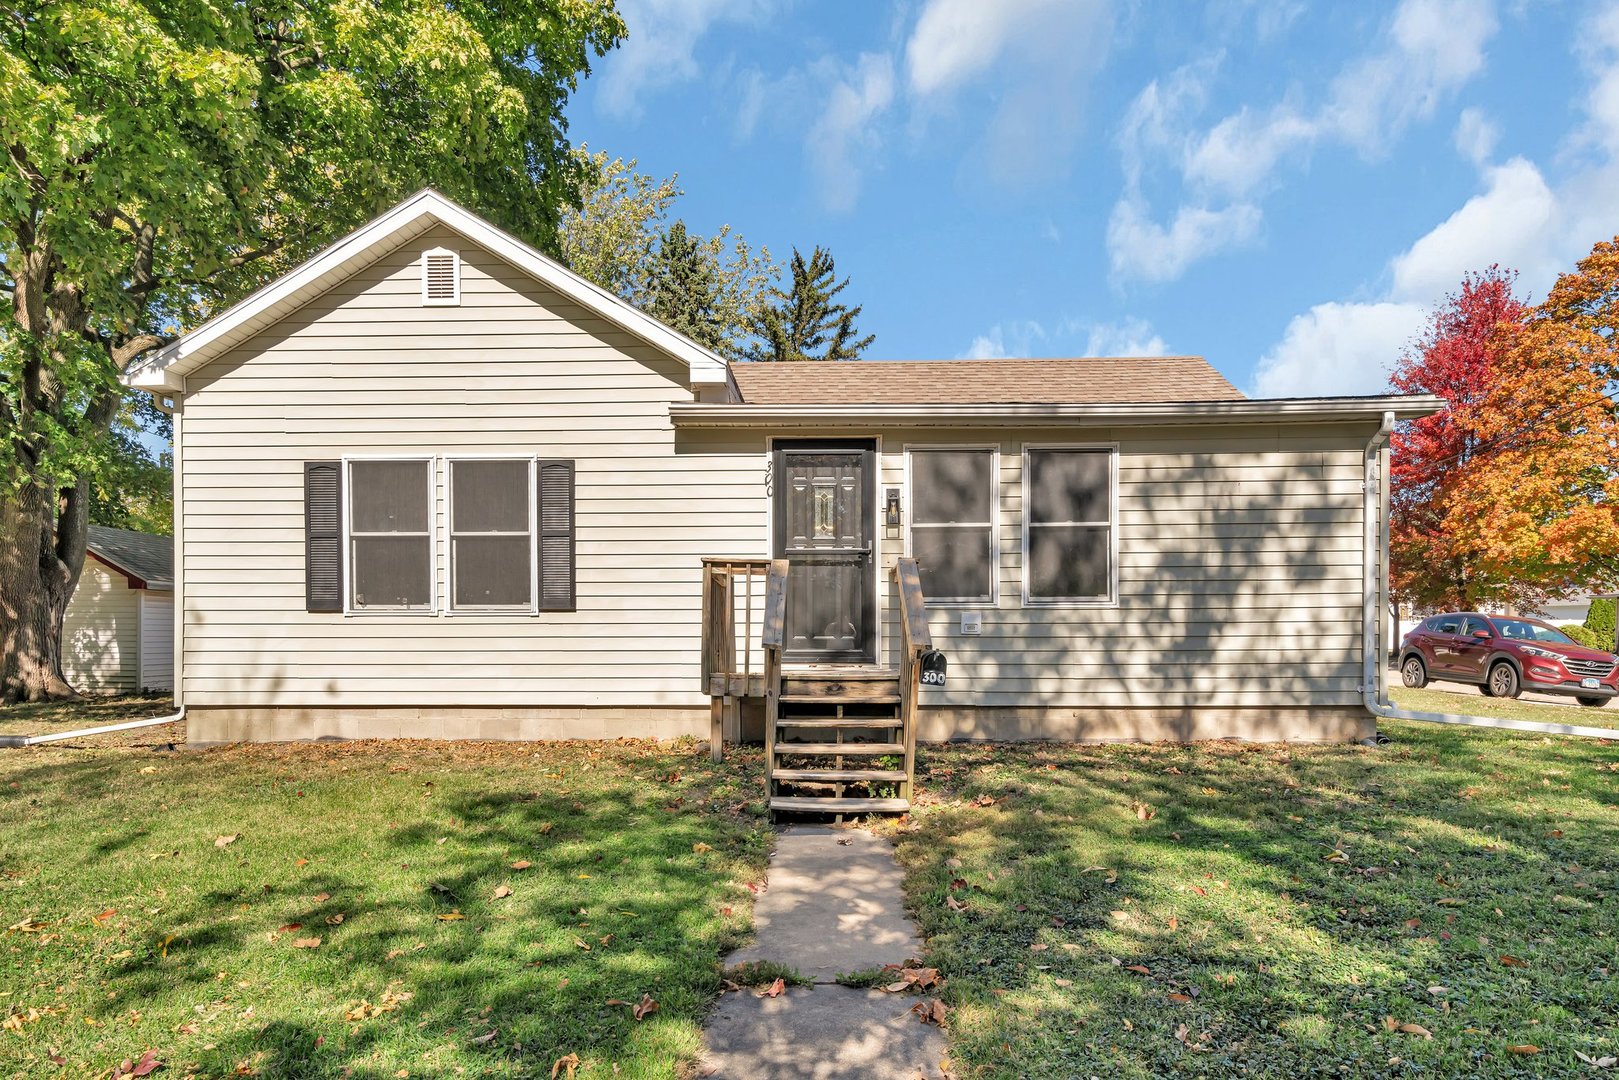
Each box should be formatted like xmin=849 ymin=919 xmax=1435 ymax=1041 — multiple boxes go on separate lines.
xmin=769 ymin=666 xmax=910 ymax=817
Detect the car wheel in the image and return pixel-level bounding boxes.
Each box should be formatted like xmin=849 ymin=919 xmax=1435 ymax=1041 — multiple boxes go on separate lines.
xmin=1479 ymin=682 xmax=1495 ymax=696
xmin=1400 ymin=655 xmax=1428 ymax=689
xmin=1487 ymin=661 xmax=1521 ymax=700
xmin=1576 ymin=695 xmax=1609 ymax=708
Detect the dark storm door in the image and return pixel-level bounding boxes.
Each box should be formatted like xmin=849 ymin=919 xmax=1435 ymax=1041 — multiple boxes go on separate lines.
xmin=773 ymin=441 xmax=876 ymax=664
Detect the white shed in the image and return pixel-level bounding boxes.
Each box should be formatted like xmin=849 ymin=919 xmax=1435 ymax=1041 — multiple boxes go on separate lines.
xmin=62 ymin=526 xmax=174 ymax=694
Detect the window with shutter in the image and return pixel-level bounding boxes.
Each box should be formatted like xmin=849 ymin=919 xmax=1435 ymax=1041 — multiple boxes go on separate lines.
xmin=304 ymin=461 xmax=342 ymax=612
xmin=1023 ymin=447 xmax=1117 ymax=605
xmin=421 ymin=247 xmax=460 ymax=305
xmin=538 ymin=461 xmax=575 ymax=612
xmin=346 ymin=458 xmax=434 ymax=612
xmin=448 ymin=457 xmax=535 ymax=611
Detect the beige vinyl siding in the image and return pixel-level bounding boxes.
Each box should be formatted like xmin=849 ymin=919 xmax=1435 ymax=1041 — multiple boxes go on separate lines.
xmin=62 ymin=562 xmax=140 ymax=694
xmin=874 ymin=423 xmax=1373 ymax=709
xmin=140 ymin=590 xmax=174 ymax=691
xmin=179 ymin=225 xmax=763 ymax=708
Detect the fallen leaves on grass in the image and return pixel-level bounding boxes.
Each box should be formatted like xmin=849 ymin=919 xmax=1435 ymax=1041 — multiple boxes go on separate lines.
xmin=8 ymin=917 xmax=47 ymax=932
xmin=491 ymin=885 xmax=513 ymax=900
xmin=632 ymin=994 xmax=658 ymax=1021
xmin=344 ymin=984 xmax=414 ymax=1021
xmin=551 ymin=1052 xmax=579 ymax=1079
xmin=437 ymin=912 xmax=465 ymax=922
xmin=291 ymin=937 xmax=321 ymax=949
xmin=214 ymin=835 xmax=238 ymax=849
xmin=1576 ymin=1051 xmax=1618 ymax=1067
xmin=110 ymin=1050 xmax=163 ymax=1078
xmin=1499 ymin=954 xmax=1529 ymax=968
xmin=1506 ymin=1044 xmax=1541 ymax=1055
xmin=470 ymin=1028 xmax=498 ymax=1046
xmin=1133 ymin=802 xmax=1156 ymax=821
xmin=510 ymin=860 xmax=531 ymax=871
xmin=881 ymin=966 xmax=943 ymax=993
xmin=911 ymin=999 xmax=948 ymax=1025
xmin=692 ymin=842 xmax=713 ymax=854
xmin=756 ymin=979 xmax=786 ymax=998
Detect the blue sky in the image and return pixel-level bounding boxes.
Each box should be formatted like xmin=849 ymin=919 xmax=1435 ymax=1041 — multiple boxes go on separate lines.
xmin=565 ymin=0 xmax=1619 ymax=397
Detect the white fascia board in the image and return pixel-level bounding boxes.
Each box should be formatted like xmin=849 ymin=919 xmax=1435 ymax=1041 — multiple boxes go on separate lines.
xmin=667 ymin=395 xmax=1447 ymax=428
xmin=121 ymin=189 xmax=729 ymax=389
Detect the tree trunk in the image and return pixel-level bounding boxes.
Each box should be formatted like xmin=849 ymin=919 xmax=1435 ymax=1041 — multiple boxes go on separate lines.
xmin=0 ymin=480 xmax=80 ymax=703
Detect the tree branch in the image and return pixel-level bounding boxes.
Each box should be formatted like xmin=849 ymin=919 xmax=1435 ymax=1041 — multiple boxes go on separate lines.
xmin=122 ymin=240 xmax=284 ymax=296
xmin=111 ymin=333 xmax=172 ymax=371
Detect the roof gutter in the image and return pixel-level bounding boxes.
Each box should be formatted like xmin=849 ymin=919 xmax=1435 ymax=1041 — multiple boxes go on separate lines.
xmin=669 ymin=395 xmax=1446 ymax=428
xmin=1359 ymin=413 xmax=1619 ymax=741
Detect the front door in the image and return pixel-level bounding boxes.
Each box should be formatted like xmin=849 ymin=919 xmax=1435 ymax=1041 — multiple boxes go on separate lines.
xmin=773 ymin=441 xmax=876 ymax=664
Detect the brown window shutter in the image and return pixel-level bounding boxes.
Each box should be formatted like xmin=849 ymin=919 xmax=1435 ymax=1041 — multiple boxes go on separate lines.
xmin=304 ymin=461 xmax=343 ymax=612
xmin=537 ymin=460 xmax=575 ymax=612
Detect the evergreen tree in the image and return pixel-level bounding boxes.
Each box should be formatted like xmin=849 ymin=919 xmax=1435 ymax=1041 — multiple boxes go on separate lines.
xmin=647 ymin=221 xmax=725 ymax=352
xmin=745 ymin=247 xmax=875 ymax=362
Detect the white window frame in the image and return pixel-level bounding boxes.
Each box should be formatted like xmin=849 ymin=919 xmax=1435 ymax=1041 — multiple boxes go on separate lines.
xmin=903 ymin=443 xmax=1000 ymax=607
xmin=445 ymin=454 xmax=539 ymax=615
xmin=421 ymin=247 xmax=461 ymax=306
xmin=1021 ymin=443 xmax=1120 ymax=608
xmin=342 ymin=455 xmax=438 ymax=616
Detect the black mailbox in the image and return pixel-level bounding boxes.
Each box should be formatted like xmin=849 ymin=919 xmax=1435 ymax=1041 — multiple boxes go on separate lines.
xmin=919 ymin=649 xmax=947 ymax=687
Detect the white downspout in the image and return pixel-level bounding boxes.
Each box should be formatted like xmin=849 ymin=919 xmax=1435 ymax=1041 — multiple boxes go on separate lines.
xmin=1362 ymin=411 xmax=1619 ymax=741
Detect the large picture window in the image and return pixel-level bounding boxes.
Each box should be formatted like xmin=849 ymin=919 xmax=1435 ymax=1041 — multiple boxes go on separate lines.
xmin=347 ymin=458 xmax=433 ymax=612
xmin=908 ymin=448 xmax=996 ymax=603
xmin=1024 ymin=447 xmax=1115 ymax=605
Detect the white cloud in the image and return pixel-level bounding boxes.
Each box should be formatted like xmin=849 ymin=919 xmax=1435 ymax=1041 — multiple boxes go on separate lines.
xmin=595 ymin=0 xmax=774 ymax=119
xmin=905 ymin=0 xmax=1114 ymax=187
xmin=1577 ymin=2 xmax=1619 ymax=153
xmin=806 ymin=53 xmax=897 ymax=213
xmin=1106 ymin=197 xmax=1263 ymax=283
xmin=1389 ymin=157 xmax=1558 ymax=299
xmin=1452 ymin=107 xmax=1500 ymax=165
xmin=1112 ymin=0 xmax=1500 ymax=282
xmin=958 ymin=318 xmax=1167 ymax=360
xmin=1253 ymin=301 xmax=1429 ymax=398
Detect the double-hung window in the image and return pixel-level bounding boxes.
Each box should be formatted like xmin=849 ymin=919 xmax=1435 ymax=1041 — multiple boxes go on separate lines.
xmin=449 ymin=458 xmax=536 ymax=612
xmin=908 ymin=448 xmax=997 ymax=603
xmin=1024 ymin=447 xmax=1116 ymax=605
xmin=347 ymin=458 xmax=434 ymax=612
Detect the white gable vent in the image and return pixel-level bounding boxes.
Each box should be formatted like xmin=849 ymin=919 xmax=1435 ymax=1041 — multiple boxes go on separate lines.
xmin=421 ymin=247 xmax=460 ymax=306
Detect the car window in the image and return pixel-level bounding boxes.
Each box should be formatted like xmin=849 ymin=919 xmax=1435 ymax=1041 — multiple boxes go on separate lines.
xmin=1460 ymin=617 xmax=1490 ymax=637
xmin=1436 ymin=618 xmax=1462 ymax=634
xmin=1492 ymin=618 xmax=1576 ymax=645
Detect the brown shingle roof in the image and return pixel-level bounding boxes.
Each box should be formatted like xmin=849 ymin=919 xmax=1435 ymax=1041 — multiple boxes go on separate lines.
xmin=729 ymin=357 xmax=1244 ymax=405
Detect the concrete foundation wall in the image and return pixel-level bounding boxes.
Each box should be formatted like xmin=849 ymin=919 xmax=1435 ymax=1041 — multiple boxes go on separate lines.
xmin=192 ymin=702 xmax=1372 ymax=746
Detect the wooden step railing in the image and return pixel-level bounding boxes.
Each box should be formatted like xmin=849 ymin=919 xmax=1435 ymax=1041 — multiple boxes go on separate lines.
xmin=700 ymin=557 xmax=772 ymax=761
xmin=892 ymin=557 xmax=930 ymax=804
xmin=760 ymin=558 xmax=789 ymax=779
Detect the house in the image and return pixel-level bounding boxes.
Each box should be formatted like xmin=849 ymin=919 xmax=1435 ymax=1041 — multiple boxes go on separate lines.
xmin=125 ymin=190 xmax=1439 ymax=810
xmin=62 ymin=525 xmax=174 ymax=694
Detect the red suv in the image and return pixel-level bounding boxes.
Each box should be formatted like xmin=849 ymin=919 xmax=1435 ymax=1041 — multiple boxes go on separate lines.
xmin=1399 ymin=613 xmax=1619 ymax=707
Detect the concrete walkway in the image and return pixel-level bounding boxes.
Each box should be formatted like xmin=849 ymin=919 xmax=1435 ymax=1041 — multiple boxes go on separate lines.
xmin=701 ymin=827 xmax=951 ymax=1080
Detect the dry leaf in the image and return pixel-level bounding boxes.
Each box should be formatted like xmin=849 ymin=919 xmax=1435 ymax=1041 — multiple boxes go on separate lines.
xmin=94 ymin=908 xmax=117 ymax=922
xmin=511 ymin=860 xmax=532 ymax=871
xmin=1499 ymin=954 xmax=1529 ymax=968
xmin=551 ymin=1053 xmax=580 ymax=1079
xmin=911 ymin=999 xmax=948 ymax=1025
xmin=759 ymin=978 xmax=786 ymax=998
xmin=632 ymin=994 xmax=658 ymax=1021
xmin=1398 ymin=1023 xmax=1432 ymax=1038
xmin=1134 ymin=803 xmax=1156 ymax=821
xmin=325 ymin=914 xmax=345 ymax=926
xmin=291 ymin=937 xmax=321 ymax=949
xmin=692 ymin=842 xmax=713 ymax=854
xmin=278 ymin=923 xmax=302 ymax=933
xmin=470 ymin=1029 xmax=498 ymax=1046
xmin=110 ymin=1050 xmax=163 ymax=1079
xmin=1168 ymin=915 xmax=1179 ymax=932
xmin=1124 ymin=965 xmax=1151 ymax=975
xmin=1167 ymin=993 xmax=1192 ymax=1004
xmin=1506 ymin=1044 xmax=1541 ymax=1055
xmin=437 ymin=912 xmax=465 ymax=922
xmin=215 ymin=835 xmax=238 ymax=849
xmin=312 ymin=892 xmax=331 ymax=903
xmin=573 ymin=937 xmax=591 ymax=951
xmin=1575 ymin=1051 xmax=1618 ymax=1067
xmin=1054 ymin=978 xmax=1072 ymax=988
xmin=945 ymin=896 xmax=967 ymax=912
xmin=492 ymin=885 xmax=513 ymax=900
xmin=538 ymin=823 xmax=554 ymax=835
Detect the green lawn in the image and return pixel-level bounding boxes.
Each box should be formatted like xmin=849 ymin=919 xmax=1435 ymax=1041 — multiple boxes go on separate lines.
xmin=893 ymin=721 xmax=1619 ymax=1078
xmin=0 ymin=707 xmax=770 ymax=1078
xmin=1394 ymin=685 xmax=1619 ymax=729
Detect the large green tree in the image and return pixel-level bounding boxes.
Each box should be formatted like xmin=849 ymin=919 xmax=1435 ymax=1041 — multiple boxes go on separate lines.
xmin=557 ymin=151 xmax=775 ymax=359
xmin=0 ymin=0 xmax=624 ymax=702
xmin=744 ymin=246 xmax=874 ymax=362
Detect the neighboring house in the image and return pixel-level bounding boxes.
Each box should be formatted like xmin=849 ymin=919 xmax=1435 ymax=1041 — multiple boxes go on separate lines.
xmin=126 ymin=190 xmax=1439 ymax=769
xmin=62 ymin=526 xmax=174 ymax=694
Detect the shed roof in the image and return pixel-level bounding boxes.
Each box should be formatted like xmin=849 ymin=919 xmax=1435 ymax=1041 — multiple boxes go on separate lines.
xmin=86 ymin=526 xmax=173 ymax=590
xmin=729 ymin=357 xmax=1244 ymax=405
